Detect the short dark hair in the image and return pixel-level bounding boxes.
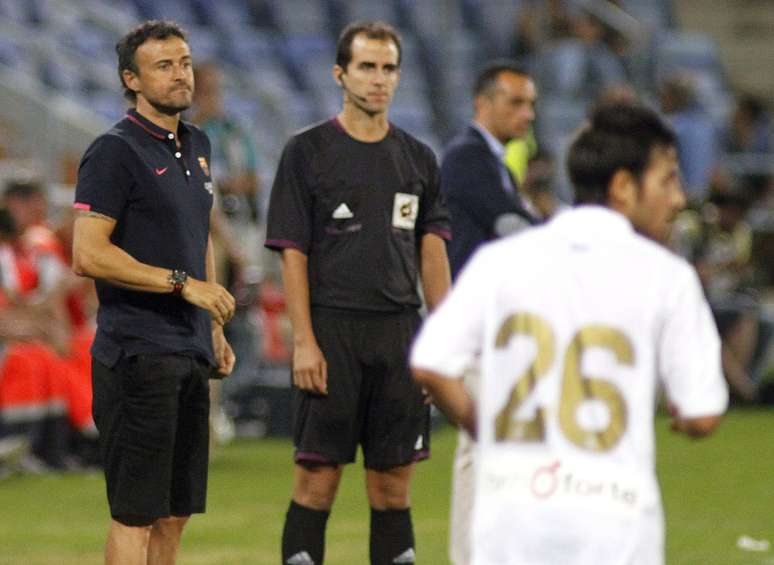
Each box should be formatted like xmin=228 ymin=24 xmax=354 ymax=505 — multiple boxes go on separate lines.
xmin=473 ymin=59 xmax=530 ymax=98
xmin=0 ymin=208 xmax=18 ymax=239
xmin=335 ymin=21 xmax=402 ymax=70
xmin=567 ymin=102 xmax=676 ymax=205
xmin=116 ymin=20 xmax=187 ymax=103
xmin=4 ymin=178 xmax=44 ymax=201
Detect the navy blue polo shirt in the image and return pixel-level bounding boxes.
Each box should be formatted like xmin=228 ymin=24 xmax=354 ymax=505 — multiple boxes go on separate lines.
xmin=74 ymin=108 xmax=215 ymax=368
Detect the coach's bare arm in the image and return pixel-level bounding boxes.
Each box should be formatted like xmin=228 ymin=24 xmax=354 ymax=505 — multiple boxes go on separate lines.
xmin=419 ymin=233 xmax=451 ymax=312
xmin=72 ymin=210 xmax=235 ymax=325
xmin=413 ymin=367 xmax=476 ymax=438
xmin=281 ymin=248 xmax=328 ymax=395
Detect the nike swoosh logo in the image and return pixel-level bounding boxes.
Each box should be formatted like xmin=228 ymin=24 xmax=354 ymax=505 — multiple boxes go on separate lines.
xmin=155 ymin=167 xmax=168 ymax=175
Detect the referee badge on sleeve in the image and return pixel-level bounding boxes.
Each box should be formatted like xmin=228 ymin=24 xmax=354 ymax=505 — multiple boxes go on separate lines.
xmin=392 ymin=192 xmax=419 ymax=229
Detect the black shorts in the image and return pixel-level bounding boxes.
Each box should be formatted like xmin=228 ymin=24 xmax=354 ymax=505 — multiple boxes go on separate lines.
xmin=293 ymin=307 xmax=430 ymax=471
xmin=92 ymin=354 xmax=210 ymax=525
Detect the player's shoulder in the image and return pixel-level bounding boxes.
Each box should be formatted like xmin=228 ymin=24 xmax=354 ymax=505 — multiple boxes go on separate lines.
xmin=631 ymin=229 xmax=693 ymax=272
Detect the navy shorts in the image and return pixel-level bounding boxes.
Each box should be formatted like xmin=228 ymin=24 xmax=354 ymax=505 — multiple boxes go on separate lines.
xmin=292 ymin=307 xmax=430 ymax=471
xmin=92 ymin=354 xmax=210 ymax=525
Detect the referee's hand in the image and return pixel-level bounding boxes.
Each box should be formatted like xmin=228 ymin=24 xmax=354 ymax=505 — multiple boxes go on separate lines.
xmin=181 ymin=279 xmax=236 ymax=325
xmin=293 ymin=340 xmax=328 ymax=395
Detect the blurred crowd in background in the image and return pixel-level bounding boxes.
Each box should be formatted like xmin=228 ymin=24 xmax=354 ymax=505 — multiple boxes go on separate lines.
xmin=1 ymin=0 xmax=773 ymax=477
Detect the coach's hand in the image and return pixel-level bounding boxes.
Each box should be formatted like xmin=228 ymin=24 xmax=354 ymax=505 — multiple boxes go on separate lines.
xmin=182 ymin=278 xmax=236 ymax=325
xmin=293 ymin=339 xmax=328 ymax=395
xmin=212 ymin=325 xmax=236 ymax=376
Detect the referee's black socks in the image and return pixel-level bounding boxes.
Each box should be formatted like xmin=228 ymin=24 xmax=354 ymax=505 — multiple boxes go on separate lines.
xmin=282 ymin=501 xmax=329 ymax=565
xmin=370 ymin=507 xmax=416 ymax=564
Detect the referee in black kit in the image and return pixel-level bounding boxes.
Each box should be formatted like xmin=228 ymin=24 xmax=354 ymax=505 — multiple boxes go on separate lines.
xmin=71 ymin=21 xmax=235 ymax=565
xmin=265 ymin=21 xmax=452 ymax=565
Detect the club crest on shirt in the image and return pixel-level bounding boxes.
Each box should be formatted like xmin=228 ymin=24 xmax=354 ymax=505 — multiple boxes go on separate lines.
xmin=197 ymin=156 xmax=210 ymax=176
xmin=392 ymin=192 xmax=419 ymax=229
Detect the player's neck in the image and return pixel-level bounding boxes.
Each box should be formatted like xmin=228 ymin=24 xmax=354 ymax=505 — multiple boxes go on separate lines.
xmin=336 ymin=107 xmax=389 ymax=142
xmin=134 ymin=98 xmax=181 ymax=135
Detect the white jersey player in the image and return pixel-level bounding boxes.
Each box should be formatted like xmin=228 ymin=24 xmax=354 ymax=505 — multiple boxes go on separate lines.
xmin=411 ymin=102 xmax=728 ymax=565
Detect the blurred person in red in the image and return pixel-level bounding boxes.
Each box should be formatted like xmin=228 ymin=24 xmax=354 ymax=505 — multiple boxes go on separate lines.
xmin=0 ymin=206 xmax=97 ymax=470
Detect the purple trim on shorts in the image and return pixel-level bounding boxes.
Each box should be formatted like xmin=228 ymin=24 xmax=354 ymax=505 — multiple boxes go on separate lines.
xmin=413 ymin=449 xmax=430 ymax=463
xmin=265 ymin=238 xmax=304 ymax=252
xmin=295 ymin=451 xmax=335 ymax=465
xmin=424 ymin=227 xmax=452 ymax=241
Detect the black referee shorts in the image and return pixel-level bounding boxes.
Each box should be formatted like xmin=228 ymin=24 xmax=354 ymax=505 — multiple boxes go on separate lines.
xmin=293 ymin=307 xmax=430 ymax=471
xmin=92 ymin=354 xmax=210 ymax=526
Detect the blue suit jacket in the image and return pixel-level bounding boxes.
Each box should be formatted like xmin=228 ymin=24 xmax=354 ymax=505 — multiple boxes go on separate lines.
xmin=440 ymin=126 xmax=537 ymax=278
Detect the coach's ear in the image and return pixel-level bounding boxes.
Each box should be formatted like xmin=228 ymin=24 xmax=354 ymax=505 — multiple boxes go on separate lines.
xmin=608 ymin=168 xmax=637 ymax=219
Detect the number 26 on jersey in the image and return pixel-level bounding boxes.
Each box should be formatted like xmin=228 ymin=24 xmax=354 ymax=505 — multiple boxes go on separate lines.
xmin=494 ymin=313 xmax=634 ymax=453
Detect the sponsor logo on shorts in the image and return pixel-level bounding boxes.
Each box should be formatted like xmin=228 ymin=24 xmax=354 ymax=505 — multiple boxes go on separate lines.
xmin=393 ymin=548 xmax=416 ymax=563
xmin=414 ymin=435 xmax=423 ymax=450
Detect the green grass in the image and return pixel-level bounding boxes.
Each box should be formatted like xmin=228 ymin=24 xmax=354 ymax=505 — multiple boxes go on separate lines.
xmin=0 ymin=410 xmax=772 ymax=564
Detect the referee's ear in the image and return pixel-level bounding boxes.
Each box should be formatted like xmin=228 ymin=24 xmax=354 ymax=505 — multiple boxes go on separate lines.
xmin=332 ymin=66 xmax=344 ymax=87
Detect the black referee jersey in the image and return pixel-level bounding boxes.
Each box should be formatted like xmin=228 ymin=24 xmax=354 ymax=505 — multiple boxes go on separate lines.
xmin=265 ymin=118 xmax=451 ymax=313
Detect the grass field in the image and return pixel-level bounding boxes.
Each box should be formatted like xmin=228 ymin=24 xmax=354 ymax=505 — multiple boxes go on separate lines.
xmin=0 ymin=409 xmax=772 ymax=565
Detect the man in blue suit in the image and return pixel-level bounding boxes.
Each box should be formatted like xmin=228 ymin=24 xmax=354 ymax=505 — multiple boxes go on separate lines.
xmin=441 ymin=61 xmax=539 ymax=279
xmin=439 ymin=60 xmax=538 ymax=565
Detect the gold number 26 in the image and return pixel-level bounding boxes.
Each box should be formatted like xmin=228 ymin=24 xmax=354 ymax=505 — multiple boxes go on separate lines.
xmin=494 ymin=313 xmax=634 ymax=452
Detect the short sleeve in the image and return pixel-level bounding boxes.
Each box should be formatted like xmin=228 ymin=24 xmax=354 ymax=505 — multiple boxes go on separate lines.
xmin=411 ymin=246 xmax=492 ymax=377
xmin=416 ymin=145 xmax=451 ymax=241
xmin=658 ymin=265 xmax=728 ymax=418
xmin=264 ymin=136 xmax=313 ymax=254
xmin=74 ymin=135 xmax=133 ymax=219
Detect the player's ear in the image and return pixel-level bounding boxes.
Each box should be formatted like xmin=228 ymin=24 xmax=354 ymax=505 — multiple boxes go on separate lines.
xmin=608 ymin=168 xmax=637 ymax=216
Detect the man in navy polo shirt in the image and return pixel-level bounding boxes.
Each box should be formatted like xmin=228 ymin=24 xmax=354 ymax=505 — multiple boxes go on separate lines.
xmin=72 ymin=21 xmax=235 ymax=565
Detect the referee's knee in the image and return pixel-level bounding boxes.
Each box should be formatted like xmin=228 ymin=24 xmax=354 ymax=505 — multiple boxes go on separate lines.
xmin=292 ymin=463 xmax=342 ymax=510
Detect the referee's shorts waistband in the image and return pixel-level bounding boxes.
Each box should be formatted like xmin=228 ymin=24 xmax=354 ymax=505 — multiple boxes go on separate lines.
xmin=310 ymin=305 xmax=419 ymax=320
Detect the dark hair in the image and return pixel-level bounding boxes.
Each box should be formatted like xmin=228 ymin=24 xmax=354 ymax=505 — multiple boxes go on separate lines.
xmin=473 ymin=59 xmax=530 ymax=97
xmin=567 ymin=102 xmax=676 ymax=205
xmin=116 ymin=20 xmax=187 ymax=103
xmin=0 ymin=207 xmax=17 ymax=239
xmin=335 ymin=21 xmax=402 ymax=70
xmin=4 ymin=178 xmax=44 ymax=200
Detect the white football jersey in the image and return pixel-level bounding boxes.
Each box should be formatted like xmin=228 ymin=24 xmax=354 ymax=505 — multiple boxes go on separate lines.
xmin=411 ymin=206 xmax=728 ymax=565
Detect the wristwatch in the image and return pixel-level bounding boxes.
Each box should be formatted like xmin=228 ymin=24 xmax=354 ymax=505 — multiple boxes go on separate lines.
xmin=168 ymin=269 xmax=188 ymax=296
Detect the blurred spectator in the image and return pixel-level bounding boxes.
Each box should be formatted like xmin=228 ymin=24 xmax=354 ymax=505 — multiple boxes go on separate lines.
xmin=672 ymin=174 xmax=772 ymax=402
xmin=521 ymin=149 xmax=564 ymax=219
xmin=517 ymin=1 xmax=629 ymax=101
xmin=724 ymin=93 xmax=772 ymax=154
xmin=0 ymin=204 xmax=96 ymax=472
xmin=660 ymin=74 xmax=720 ymax=201
xmin=190 ymin=62 xmax=267 ymax=443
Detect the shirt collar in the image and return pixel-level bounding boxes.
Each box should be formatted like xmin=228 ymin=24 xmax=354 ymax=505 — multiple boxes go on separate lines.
xmin=551 ymin=205 xmax=635 ymax=242
xmin=471 ymin=121 xmax=506 ymax=161
xmin=126 ymin=108 xmax=190 ymax=142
